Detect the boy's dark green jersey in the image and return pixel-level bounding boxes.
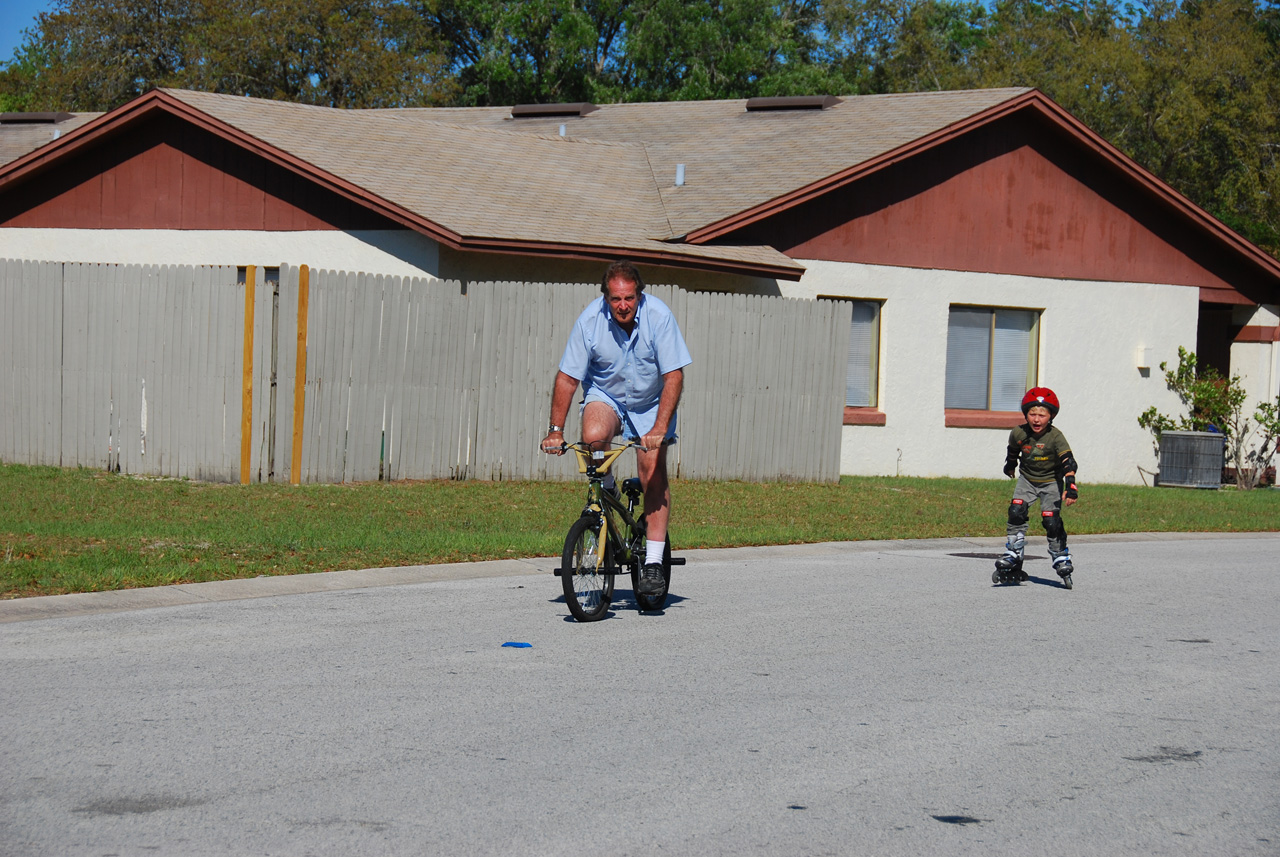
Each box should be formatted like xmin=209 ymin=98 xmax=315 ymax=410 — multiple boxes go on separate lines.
xmin=1007 ymin=424 xmax=1073 ymax=484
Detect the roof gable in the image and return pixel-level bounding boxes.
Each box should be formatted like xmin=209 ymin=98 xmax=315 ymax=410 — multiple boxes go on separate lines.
xmin=0 ymin=110 xmax=395 ymax=231
xmin=694 ymin=91 xmax=1280 ymax=301
xmin=719 ymin=105 xmax=1268 ymax=302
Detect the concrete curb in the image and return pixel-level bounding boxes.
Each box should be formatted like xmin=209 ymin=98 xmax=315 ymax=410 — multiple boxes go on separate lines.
xmin=2 ymin=530 xmax=1275 ymax=623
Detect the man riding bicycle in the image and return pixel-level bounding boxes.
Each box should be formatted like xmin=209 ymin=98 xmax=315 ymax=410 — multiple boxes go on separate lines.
xmin=541 ymin=261 xmax=692 ymax=595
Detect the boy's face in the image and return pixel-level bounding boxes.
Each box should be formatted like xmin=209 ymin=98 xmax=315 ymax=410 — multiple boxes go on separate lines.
xmin=1026 ymin=405 xmax=1052 ymax=433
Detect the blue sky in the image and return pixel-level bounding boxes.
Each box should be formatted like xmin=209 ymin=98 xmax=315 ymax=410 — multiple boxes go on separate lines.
xmin=1 ymin=0 xmax=54 ymax=65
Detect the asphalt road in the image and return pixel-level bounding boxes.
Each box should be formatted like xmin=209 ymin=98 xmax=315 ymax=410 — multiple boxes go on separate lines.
xmin=2 ymin=532 xmax=1278 ymax=856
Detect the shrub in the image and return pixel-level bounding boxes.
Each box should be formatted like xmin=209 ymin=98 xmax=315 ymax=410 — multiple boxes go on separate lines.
xmin=1138 ymin=347 xmax=1280 ymax=490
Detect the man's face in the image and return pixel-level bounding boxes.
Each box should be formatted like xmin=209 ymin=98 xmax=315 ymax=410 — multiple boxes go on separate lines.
xmin=605 ymin=276 xmax=640 ymax=327
xmin=1026 ymin=405 xmax=1052 ymax=432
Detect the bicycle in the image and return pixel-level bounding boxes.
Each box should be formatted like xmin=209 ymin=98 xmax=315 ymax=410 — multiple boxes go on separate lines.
xmin=551 ymin=440 xmax=684 ymax=622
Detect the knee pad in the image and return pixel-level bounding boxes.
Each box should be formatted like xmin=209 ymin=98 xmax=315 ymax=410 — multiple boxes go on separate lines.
xmin=1008 ymin=498 xmax=1029 ymax=527
xmin=1041 ymin=509 xmax=1066 ymax=541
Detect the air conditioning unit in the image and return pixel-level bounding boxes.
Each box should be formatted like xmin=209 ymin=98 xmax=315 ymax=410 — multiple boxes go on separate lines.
xmin=1157 ymin=431 xmax=1225 ymax=489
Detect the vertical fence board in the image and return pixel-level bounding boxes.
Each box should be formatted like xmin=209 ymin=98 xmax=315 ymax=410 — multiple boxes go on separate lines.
xmin=0 ymin=262 xmax=12 ymax=461
xmin=384 ymin=275 xmax=411 ymax=481
xmin=332 ymin=270 xmax=360 ymax=483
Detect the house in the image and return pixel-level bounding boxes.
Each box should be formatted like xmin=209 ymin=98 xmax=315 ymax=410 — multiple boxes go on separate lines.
xmin=2 ymin=88 xmax=1277 ymax=485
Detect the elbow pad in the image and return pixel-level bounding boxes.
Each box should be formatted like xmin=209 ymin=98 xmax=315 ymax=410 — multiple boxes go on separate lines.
xmin=1058 ymin=451 xmax=1078 ymax=476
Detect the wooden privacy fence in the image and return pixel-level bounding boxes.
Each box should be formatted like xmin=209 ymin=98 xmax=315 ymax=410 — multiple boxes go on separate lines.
xmin=1 ymin=260 xmax=850 ymax=483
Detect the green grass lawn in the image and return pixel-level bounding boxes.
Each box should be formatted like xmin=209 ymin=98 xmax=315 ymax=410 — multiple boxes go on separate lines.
xmin=2 ymin=463 xmax=1277 ymax=598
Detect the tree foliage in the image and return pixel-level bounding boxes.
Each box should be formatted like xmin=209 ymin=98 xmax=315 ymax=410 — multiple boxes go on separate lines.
xmin=0 ymin=0 xmax=455 ymax=110
xmin=1 ymin=0 xmax=1278 ymax=259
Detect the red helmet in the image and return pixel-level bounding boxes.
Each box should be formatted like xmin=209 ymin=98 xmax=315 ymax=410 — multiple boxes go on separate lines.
xmin=1021 ymin=387 xmax=1060 ymax=417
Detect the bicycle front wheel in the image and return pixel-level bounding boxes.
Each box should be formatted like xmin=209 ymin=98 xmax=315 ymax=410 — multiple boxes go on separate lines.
xmin=561 ymin=515 xmax=614 ymax=622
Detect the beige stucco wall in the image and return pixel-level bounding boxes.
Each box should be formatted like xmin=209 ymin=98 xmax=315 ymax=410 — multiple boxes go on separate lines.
xmin=784 ymin=261 xmax=1201 ymax=486
xmin=0 ymin=228 xmax=441 ymax=278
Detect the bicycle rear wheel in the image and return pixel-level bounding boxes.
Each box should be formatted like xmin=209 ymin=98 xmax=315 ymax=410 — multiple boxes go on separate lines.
xmin=562 ymin=516 xmax=614 ymax=622
xmin=631 ymin=520 xmax=672 ymax=612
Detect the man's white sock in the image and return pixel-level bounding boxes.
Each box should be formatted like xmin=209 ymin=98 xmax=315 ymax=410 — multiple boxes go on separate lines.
xmin=645 ymin=539 xmax=665 ymax=565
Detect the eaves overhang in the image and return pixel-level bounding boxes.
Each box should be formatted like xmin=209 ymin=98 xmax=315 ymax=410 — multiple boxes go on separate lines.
xmin=459 ymin=236 xmax=806 ymax=281
xmin=683 ymin=89 xmax=1280 ymax=294
xmin=0 ymin=89 xmax=802 ymax=282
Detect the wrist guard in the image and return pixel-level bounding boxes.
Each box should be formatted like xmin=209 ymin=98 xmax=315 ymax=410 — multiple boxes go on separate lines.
xmin=1064 ymin=475 xmax=1078 ymax=500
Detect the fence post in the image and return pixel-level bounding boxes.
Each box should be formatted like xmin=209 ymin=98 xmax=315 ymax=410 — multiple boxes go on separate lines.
xmin=290 ymin=265 xmax=310 ymax=484
xmin=240 ymin=265 xmax=256 ymax=484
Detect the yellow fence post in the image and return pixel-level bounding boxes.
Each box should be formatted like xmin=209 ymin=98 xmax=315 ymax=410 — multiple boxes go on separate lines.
xmin=291 ymin=265 xmax=310 ymax=485
xmin=240 ymin=265 xmax=255 ymax=485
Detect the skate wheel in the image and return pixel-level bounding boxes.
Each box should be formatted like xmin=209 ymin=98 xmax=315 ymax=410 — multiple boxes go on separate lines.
xmin=1061 ymin=574 xmax=1073 ymax=590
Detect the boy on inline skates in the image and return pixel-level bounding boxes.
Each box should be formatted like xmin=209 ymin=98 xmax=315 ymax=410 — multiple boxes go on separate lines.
xmin=994 ymin=387 xmax=1079 ymax=589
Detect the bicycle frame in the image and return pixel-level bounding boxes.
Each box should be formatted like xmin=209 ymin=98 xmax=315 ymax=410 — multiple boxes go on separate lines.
xmin=554 ymin=439 xmax=684 ymax=620
xmin=566 ymin=442 xmax=643 ymax=575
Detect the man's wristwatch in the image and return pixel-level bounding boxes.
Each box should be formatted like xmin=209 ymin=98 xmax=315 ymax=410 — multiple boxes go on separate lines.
xmin=548 ymin=424 xmax=563 ymax=433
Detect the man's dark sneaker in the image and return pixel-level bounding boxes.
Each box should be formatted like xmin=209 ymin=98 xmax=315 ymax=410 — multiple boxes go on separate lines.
xmin=638 ymin=562 xmax=665 ymax=595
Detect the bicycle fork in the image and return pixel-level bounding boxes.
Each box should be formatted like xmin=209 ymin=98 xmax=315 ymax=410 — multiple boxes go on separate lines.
xmin=588 ymin=499 xmax=632 ymax=574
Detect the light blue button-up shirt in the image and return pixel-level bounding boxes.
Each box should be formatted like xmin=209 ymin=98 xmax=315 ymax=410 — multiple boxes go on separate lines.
xmin=559 ymin=293 xmax=692 ymax=417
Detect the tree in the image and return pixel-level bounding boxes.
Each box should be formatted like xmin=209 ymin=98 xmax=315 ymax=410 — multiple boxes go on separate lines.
xmin=1095 ymin=0 xmax=1280 ymax=257
xmin=875 ymin=0 xmax=989 ymax=92
xmin=0 ymin=0 xmax=455 ymax=111
xmin=420 ymin=0 xmax=630 ymax=105
xmin=1138 ymin=347 xmax=1280 ymax=489
xmin=188 ymin=0 xmax=455 ymax=107
xmin=421 ymin=0 xmax=837 ymax=105
xmin=617 ymin=0 xmax=838 ymax=101
xmin=3 ymin=0 xmax=202 ymax=111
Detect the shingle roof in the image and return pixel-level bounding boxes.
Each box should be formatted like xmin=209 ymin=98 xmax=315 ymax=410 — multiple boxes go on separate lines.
xmin=406 ymin=89 xmax=1033 ymax=237
xmin=0 ymin=87 xmax=1035 ymax=277
xmin=160 ymin=88 xmax=1032 ymax=275
xmin=0 ymin=112 xmax=101 ymax=166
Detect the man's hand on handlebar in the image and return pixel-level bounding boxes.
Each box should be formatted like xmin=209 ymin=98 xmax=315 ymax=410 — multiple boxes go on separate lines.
xmin=639 ymin=428 xmax=668 ymax=452
xmin=541 ymin=430 xmax=566 ymax=455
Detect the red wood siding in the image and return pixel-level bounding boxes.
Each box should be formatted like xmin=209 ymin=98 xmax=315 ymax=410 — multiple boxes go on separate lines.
xmin=0 ymin=113 xmax=394 ymax=231
xmin=1235 ymin=325 xmax=1280 ymax=343
xmin=725 ymin=114 xmax=1243 ymax=294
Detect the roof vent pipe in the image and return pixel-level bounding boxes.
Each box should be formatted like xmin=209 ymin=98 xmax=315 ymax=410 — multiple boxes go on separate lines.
xmin=675 ymin=164 xmax=685 ymax=187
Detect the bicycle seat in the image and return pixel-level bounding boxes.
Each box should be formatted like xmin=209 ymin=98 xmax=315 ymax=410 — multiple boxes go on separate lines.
xmin=621 ymin=477 xmax=642 ymax=499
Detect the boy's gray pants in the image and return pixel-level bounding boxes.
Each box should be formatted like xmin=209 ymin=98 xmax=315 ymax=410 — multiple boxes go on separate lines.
xmin=1007 ymin=475 xmax=1067 ymax=557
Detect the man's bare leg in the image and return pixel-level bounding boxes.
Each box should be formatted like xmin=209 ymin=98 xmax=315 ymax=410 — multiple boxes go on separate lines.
xmin=637 ymin=444 xmax=670 ymax=544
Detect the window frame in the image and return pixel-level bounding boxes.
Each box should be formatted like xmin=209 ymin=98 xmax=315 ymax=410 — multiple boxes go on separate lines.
xmin=822 ymin=296 xmax=885 ymax=426
xmin=944 ymin=304 xmax=1041 ymax=428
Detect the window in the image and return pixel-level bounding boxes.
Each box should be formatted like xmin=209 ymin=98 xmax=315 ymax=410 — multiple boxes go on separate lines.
xmin=945 ymin=306 xmax=1039 ymax=412
xmin=824 ymin=298 xmax=884 ymax=425
xmin=845 ymin=300 xmax=881 ymax=408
